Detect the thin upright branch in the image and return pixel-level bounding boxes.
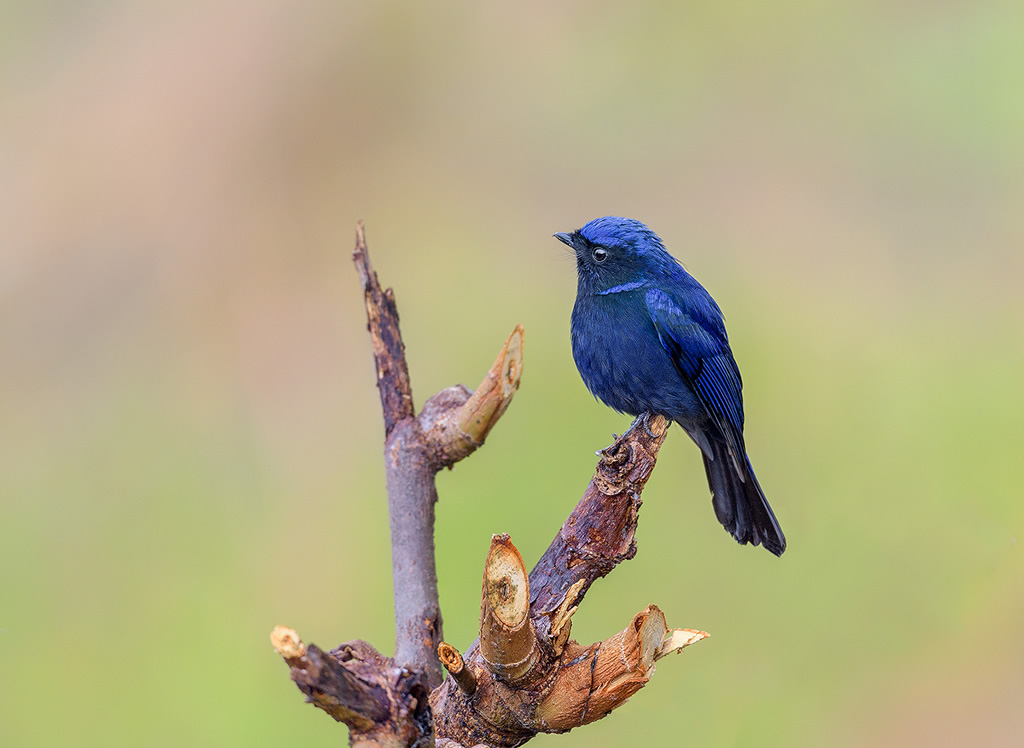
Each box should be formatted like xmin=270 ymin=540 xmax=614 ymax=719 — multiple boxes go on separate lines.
xmin=351 ymin=222 xmax=523 ymax=693
xmin=353 ymin=222 xmax=415 ymax=436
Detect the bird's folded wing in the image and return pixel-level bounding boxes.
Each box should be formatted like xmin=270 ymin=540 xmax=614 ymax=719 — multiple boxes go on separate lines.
xmin=645 ymin=288 xmax=746 ymax=470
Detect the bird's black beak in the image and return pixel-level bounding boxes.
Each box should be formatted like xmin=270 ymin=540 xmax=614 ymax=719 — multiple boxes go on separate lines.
xmin=553 ymin=232 xmax=575 ymax=249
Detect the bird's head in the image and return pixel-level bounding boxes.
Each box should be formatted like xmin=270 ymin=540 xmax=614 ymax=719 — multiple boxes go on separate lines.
xmin=555 ymin=216 xmax=677 ymax=295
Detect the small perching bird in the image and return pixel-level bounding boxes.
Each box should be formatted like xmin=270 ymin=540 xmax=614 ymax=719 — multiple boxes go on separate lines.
xmin=556 ymin=216 xmax=786 ymax=556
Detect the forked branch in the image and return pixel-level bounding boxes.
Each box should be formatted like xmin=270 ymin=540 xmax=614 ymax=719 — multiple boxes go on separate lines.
xmin=272 ymin=223 xmax=706 ymax=747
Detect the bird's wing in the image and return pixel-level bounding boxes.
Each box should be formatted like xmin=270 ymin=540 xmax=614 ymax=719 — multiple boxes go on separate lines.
xmin=645 ymin=287 xmax=746 ymax=469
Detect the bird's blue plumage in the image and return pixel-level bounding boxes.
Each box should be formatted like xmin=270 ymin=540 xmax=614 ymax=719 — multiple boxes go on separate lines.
xmin=557 ymin=216 xmax=785 ymax=556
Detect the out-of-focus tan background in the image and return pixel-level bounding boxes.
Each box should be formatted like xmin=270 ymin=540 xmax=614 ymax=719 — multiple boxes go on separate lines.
xmin=2 ymin=2 xmax=1022 ymax=746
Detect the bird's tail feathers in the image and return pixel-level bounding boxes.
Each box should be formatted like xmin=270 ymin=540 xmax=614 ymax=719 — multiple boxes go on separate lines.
xmin=702 ymin=441 xmax=786 ymax=556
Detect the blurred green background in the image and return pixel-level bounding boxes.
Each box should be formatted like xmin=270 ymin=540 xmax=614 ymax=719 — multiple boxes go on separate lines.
xmin=2 ymin=2 xmax=1022 ymax=746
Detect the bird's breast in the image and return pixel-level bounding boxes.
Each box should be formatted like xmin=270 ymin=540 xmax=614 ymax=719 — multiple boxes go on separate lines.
xmin=570 ymin=294 xmax=702 ymax=421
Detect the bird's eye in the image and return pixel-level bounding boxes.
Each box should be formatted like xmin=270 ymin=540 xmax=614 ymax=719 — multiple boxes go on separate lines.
xmin=592 ymin=247 xmax=608 ymax=263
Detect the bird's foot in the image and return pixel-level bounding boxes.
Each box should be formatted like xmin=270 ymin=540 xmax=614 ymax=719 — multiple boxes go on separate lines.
xmin=633 ymin=411 xmax=661 ymax=439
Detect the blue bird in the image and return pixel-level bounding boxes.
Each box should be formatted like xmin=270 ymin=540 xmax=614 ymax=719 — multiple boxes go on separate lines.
xmin=556 ymin=216 xmax=785 ymax=556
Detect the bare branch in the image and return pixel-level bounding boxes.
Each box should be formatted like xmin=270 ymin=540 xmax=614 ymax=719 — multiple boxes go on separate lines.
xmin=353 ymin=221 xmax=414 ymax=436
xmin=384 ymin=419 xmax=445 ymax=690
xmin=271 ymin=628 xmax=390 ymax=731
xmin=272 ymin=628 xmax=433 ymax=746
xmin=351 ymin=224 xmax=525 ymax=693
xmin=386 ymin=327 xmax=525 ymax=691
xmin=529 ymin=414 xmax=670 ymax=643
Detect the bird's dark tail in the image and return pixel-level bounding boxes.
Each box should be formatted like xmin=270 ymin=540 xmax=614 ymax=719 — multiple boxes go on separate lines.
xmin=702 ymin=440 xmax=786 ymax=556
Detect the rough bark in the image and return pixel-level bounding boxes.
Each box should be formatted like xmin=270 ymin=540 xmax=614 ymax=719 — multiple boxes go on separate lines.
xmin=272 ymin=223 xmax=706 ymax=747
xmin=529 ymin=414 xmax=669 ymax=642
xmin=428 ymin=417 xmax=707 ymax=747
xmin=353 ymin=222 xmax=414 ymax=437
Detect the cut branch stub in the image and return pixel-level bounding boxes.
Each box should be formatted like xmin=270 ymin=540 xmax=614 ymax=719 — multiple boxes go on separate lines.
xmin=270 ymin=627 xmax=431 ymax=744
xmin=455 ymin=324 xmax=523 ymax=444
xmin=438 ymin=641 xmax=477 ymax=696
xmin=422 ymin=324 xmax=524 ymax=468
xmin=535 ymin=605 xmax=708 ymax=731
xmin=479 ymin=534 xmax=538 ymax=685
